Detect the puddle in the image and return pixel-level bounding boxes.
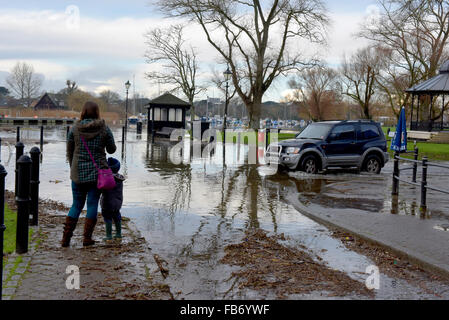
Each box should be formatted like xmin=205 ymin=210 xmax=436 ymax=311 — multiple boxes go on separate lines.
xmin=1 ymin=126 xmax=448 ymax=299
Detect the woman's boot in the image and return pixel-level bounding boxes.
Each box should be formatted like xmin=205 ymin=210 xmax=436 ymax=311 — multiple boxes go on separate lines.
xmin=113 ymin=220 xmax=122 ymax=239
xmin=103 ymin=221 xmax=113 ymax=241
xmin=61 ymin=216 xmax=78 ymax=247
xmin=83 ymin=218 xmax=97 ymax=246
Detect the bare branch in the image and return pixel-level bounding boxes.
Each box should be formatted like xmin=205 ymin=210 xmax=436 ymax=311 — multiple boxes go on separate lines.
xmin=154 ymin=0 xmax=330 ymax=128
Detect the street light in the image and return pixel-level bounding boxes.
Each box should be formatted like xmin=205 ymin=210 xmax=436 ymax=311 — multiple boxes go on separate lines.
xmin=223 ymin=67 xmax=232 ymax=137
xmin=125 ymin=80 xmax=131 ymax=132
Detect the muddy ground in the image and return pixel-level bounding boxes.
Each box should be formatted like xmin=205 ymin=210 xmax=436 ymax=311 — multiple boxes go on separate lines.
xmin=5 ymin=191 xmax=172 ymax=300
xmin=5 ymin=189 xmax=449 ymax=300
xmin=220 ymin=229 xmax=374 ymax=299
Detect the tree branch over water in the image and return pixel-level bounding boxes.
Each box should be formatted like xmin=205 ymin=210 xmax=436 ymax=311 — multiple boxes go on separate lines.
xmin=153 ymin=0 xmax=329 ymax=129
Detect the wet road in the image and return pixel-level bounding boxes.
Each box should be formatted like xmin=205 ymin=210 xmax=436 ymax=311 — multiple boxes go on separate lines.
xmin=1 ymin=126 xmax=448 ymax=299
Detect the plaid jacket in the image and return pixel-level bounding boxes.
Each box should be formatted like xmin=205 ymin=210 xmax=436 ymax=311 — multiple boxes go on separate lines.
xmin=67 ymin=119 xmax=116 ymax=184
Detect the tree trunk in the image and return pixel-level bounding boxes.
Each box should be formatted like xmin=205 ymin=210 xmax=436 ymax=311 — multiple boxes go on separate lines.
xmin=247 ymin=95 xmax=262 ymax=130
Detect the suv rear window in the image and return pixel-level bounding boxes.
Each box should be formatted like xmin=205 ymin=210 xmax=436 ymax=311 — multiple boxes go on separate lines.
xmin=361 ymin=124 xmax=380 ymax=139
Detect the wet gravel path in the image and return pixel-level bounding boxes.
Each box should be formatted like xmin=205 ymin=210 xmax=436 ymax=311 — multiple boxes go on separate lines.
xmin=5 ymin=191 xmax=172 ymax=300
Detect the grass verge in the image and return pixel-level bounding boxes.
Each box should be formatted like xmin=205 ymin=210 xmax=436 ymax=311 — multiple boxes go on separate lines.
xmin=2 ymin=204 xmax=34 ymax=271
xmin=3 ymin=205 xmax=17 ymax=254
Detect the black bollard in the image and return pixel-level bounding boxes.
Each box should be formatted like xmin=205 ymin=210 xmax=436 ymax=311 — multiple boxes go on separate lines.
xmin=66 ymin=126 xmax=70 ymax=140
xmin=136 ymin=121 xmax=142 ymax=135
xmin=122 ymin=126 xmax=125 ymax=153
xmin=15 ymin=155 xmax=32 ymax=254
xmin=412 ymin=147 xmax=419 ymax=183
xmin=392 ymin=151 xmax=399 ymax=196
xmin=15 ymin=142 xmax=24 ymax=196
xmin=0 ymin=137 xmax=2 ymax=163
xmin=16 ymin=126 xmax=20 ymax=143
xmin=0 ymin=164 xmax=7 ymax=300
xmin=265 ymin=128 xmax=269 ymax=150
xmin=420 ymin=157 xmax=428 ymax=212
xmin=29 ymin=147 xmax=41 ymax=226
xmin=40 ymin=125 xmax=44 ymax=151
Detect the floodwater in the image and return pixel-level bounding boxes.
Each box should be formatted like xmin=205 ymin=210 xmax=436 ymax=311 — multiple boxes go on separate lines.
xmin=1 ymin=126 xmax=448 ymax=299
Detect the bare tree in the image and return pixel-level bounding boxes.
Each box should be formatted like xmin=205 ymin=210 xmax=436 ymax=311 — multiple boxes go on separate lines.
xmin=341 ymin=46 xmax=387 ymax=119
xmin=288 ymin=66 xmax=340 ymax=121
xmin=144 ymin=24 xmax=204 ymax=119
xmin=0 ymin=86 xmax=9 ymax=97
xmin=6 ymin=62 xmax=43 ymax=107
xmin=66 ymin=80 xmax=78 ymax=95
xmin=154 ymin=0 xmax=329 ymax=129
xmin=99 ymin=90 xmax=121 ymax=106
xmin=359 ymin=0 xmax=449 ymax=119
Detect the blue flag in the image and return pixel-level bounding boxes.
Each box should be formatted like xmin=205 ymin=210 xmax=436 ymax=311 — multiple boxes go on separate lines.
xmin=391 ymin=107 xmax=407 ymax=152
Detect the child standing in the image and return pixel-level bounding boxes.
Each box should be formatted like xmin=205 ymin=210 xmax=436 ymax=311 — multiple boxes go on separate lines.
xmin=100 ymin=157 xmax=125 ymax=240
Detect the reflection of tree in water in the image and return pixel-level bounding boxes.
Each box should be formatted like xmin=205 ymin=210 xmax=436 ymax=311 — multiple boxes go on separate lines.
xmin=142 ymin=141 xmax=288 ymax=294
xmin=144 ymin=143 xmax=192 ymax=216
xmin=213 ymin=164 xmax=287 ymax=231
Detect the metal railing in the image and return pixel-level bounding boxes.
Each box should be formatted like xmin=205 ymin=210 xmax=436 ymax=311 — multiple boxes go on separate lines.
xmin=392 ymin=147 xmax=449 ymax=211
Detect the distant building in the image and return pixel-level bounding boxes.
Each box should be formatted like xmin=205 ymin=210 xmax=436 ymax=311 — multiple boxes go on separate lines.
xmin=33 ymin=93 xmax=67 ymax=110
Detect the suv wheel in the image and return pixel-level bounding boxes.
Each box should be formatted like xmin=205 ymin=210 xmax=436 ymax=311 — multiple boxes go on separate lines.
xmin=301 ymin=155 xmax=319 ymax=174
xmin=363 ymin=154 xmax=381 ymax=174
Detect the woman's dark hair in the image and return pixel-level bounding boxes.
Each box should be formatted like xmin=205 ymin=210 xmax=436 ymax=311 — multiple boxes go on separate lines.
xmin=80 ymin=101 xmax=100 ymax=120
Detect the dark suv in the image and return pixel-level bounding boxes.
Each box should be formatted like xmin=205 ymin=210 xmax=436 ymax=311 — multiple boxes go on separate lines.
xmin=267 ymin=120 xmax=389 ymax=174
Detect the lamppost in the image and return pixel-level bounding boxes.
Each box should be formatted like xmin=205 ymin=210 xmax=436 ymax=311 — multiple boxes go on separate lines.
xmin=223 ymin=66 xmax=232 ymax=142
xmin=125 ymin=80 xmax=131 ymax=132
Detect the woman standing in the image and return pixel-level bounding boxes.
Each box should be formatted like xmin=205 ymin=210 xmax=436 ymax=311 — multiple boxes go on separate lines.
xmin=62 ymin=101 xmax=117 ymax=247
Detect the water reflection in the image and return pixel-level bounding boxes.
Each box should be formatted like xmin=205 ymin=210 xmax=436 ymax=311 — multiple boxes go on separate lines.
xmin=143 ymin=141 xmax=284 ymax=230
xmin=3 ymin=127 xmax=448 ymax=298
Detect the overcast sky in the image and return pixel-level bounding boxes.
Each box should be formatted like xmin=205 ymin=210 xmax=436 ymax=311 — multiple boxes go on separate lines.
xmin=0 ymin=0 xmax=378 ymax=101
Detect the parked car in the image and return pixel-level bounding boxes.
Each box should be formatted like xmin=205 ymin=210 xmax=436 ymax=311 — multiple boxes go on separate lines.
xmin=267 ymin=120 xmax=389 ymax=174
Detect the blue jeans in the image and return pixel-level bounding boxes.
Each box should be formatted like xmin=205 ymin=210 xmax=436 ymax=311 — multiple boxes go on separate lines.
xmin=68 ymin=181 xmax=101 ymax=220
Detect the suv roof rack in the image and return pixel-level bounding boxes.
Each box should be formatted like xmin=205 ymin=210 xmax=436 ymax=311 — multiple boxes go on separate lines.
xmin=340 ymin=119 xmax=376 ymax=123
xmin=316 ymin=119 xmax=377 ymax=124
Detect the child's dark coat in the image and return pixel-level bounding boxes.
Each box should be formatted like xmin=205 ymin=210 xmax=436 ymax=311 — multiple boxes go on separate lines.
xmin=100 ymin=174 xmax=125 ymax=213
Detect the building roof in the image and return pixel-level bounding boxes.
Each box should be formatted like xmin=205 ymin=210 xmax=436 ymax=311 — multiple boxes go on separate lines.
xmin=406 ymin=60 xmax=449 ymax=95
xmin=146 ymin=93 xmax=190 ymax=108
xmin=35 ymin=92 xmax=63 ymax=105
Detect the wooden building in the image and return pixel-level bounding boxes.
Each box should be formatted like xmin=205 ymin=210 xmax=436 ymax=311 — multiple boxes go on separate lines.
xmin=33 ymin=93 xmax=66 ymax=110
xmin=146 ymin=93 xmax=191 ymax=136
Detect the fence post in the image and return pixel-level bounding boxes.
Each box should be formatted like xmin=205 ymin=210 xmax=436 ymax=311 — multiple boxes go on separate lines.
xmin=412 ymin=147 xmax=419 ymax=183
xmin=29 ymin=147 xmax=41 ymax=226
xmin=420 ymin=156 xmax=428 ymax=212
xmin=237 ymin=131 xmax=241 ymax=162
xmin=15 ymin=142 xmax=24 ymax=196
xmin=265 ymin=128 xmax=269 ymax=150
xmin=16 ymin=126 xmax=20 ymax=143
xmin=392 ymin=151 xmax=399 ymax=195
xmin=136 ymin=121 xmax=142 ymax=135
xmin=40 ymin=125 xmax=44 ymax=151
xmin=15 ymin=155 xmax=32 ymax=254
xmin=0 ymin=164 xmax=7 ymax=300
xmin=122 ymin=126 xmax=125 ymax=155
